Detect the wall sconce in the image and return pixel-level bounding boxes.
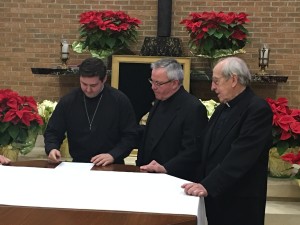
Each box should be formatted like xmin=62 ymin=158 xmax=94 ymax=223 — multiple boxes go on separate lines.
xmin=61 ymin=39 xmax=69 ymax=68
xmin=258 ymin=44 xmax=270 ymax=75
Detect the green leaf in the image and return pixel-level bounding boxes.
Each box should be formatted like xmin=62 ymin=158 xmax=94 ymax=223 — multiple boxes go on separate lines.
xmin=203 ymin=39 xmax=214 ymax=53
xmin=0 ymin=132 xmax=11 ymax=146
xmin=219 ymin=23 xmax=229 ymax=29
xmin=0 ymin=122 xmax=10 ymax=133
xmin=276 ymin=141 xmax=289 ymax=155
xmin=207 ymin=28 xmax=216 ymax=36
xmin=106 ymin=38 xmax=116 ymax=49
xmin=16 ymin=128 xmax=28 ymax=143
xmin=72 ymin=41 xmax=85 ymax=53
xmin=238 ymin=25 xmax=249 ymax=34
xmin=214 ymin=31 xmax=224 ymax=39
xmin=223 ymin=30 xmax=233 ymax=39
xmin=8 ymin=126 xmax=20 ymax=140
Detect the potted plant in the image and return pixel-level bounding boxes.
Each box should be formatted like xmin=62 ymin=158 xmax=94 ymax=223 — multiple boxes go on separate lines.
xmin=180 ymin=11 xmax=250 ymax=59
xmin=72 ymin=10 xmax=141 ymax=59
xmin=37 ymin=100 xmax=57 ymax=134
xmin=266 ymin=97 xmax=300 ymax=177
xmin=0 ymin=89 xmax=43 ymax=160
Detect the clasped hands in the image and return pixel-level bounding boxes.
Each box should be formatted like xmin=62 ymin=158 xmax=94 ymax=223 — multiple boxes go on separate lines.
xmin=48 ymin=149 xmax=114 ymax=166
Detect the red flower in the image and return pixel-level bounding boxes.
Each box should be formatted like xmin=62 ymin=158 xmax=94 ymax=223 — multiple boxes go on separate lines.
xmin=0 ymin=90 xmax=42 ymax=127
xmin=180 ymin=11 xmax=250 ymax=58
xmin=266 ymin=97 xmax=300 ymax=154
xmin=0 ymin=89 xmax=43 ymax=149
xmin=73 ymin=10 xmax=141 ymax=58
xmin=281 ymin=152 xmax=300 ymax=164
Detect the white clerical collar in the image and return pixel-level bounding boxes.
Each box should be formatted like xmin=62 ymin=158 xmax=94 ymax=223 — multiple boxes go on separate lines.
xmin=225 ymin=102 xmax=231 ymax=108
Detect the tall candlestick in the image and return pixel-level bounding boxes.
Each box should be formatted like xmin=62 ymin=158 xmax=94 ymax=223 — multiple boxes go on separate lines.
xmin=61 ymin=39 xmax=69 ymax=59
xmin=257 ymin=44 xmax=270 ymax=75
xmin=259 ymin=44 xmax=269 ymax=66
xmin=259 ymin=48 xmax=269 ymax=65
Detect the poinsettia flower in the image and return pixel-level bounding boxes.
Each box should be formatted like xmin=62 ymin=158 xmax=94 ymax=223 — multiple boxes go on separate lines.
xmin=231 ymin=29 xmax=247 ymax=40
xmin=3 ymin=109 xmax=17 ymax=123
xmin=19 ymin=111 xmax=34 ymax=126
xmin=275 ymin=114 xmax=295 ymax=131
xmin=72 ymin=10 xmax=141 ymax=59
xmin=267 ymin=97 xmax=300 ymax=153
xmin=290 ymin=121 xmax=300 ymax=134
xmin=180 ymin=11 xmax=250 ymax=58
xmin=0 ymin=89 xmax=44 ymax=155
xmin=281 ymin=152 xmax=300 ymax=164
xmin=0 ymin=89 xmax=43 ymax=142
xmin=291 ymin=109 xmax=300 ymax=117
xmin=6 ymin=97 xmax=20 ymax=110
xmin=236 ymin=12 xmax=250 ymax=23
xmin=23 ymin=96 xmax=39 ymax=111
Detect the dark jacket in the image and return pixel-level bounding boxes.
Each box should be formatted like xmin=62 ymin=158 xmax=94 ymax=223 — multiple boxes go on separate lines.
xmin=198 ymin=87 xmax=273 ymax=225
xmin=137 ymin=87 xmax=208 ymax=181
xmin=44 ymin=85 xmax=138 ymax=163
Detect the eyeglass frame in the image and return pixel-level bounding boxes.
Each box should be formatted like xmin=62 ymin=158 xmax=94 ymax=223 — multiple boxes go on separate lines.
xmin=148 ymin=78 xmax=173 ymax=87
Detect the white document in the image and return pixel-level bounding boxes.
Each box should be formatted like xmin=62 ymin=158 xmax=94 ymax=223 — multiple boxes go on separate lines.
xmin=55 ymin=161 xmax=94 ymax=171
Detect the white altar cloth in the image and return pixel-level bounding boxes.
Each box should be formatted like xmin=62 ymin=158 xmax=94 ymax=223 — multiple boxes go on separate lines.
xmin=0 ymin=164 xmax=207 ymax=225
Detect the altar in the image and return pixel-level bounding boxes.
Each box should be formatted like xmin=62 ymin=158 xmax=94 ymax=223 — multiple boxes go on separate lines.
xmin=0 ymin=160 xmax=207 ymax=225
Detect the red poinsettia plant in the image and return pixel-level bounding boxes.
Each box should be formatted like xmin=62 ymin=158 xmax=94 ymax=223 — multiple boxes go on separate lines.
xmin=180 ymin=11 xmax=250 ymax=58
xmin=266 ymin=97 xmax=300 ymax=155
xmin=72 ymin=10 xmax=141 ymax=59
xmin=0 ymin=89 xmax=43 ymax=154
xmin=281 ymin=151 xmax=300 ymax=178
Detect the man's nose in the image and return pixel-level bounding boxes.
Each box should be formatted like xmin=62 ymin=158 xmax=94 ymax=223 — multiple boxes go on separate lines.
xmin=211 ymin=83 xmax=216 ymax=91
xmin=86 ymin=85 xmax=92 ymax=92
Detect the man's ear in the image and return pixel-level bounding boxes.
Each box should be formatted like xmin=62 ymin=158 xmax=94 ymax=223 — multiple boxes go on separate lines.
xmin=172 ymin=80 xmax=180 ymax=89
xmin=102 ymin=75 xmax=107 ymax=83
xmin=231 ymin=74 xmax=238 ymax=87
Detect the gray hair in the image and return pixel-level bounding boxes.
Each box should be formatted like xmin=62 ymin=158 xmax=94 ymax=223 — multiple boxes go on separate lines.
xmin=151 ymin=58 xmax=183 ymax=85
xmin=217 ymin=57 xmax=252 ymax=86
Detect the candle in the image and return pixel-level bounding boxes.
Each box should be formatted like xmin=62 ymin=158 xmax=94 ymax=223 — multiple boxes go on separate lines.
xmin=61 ymin=40 xmax=69 ymax=59
xmin=259 ymin=48 xmax=269 ymax=66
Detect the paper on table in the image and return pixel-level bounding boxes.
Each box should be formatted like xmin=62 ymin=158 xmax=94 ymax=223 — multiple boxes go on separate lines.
xmin=55 ymin=161 xmax=94 ymax=171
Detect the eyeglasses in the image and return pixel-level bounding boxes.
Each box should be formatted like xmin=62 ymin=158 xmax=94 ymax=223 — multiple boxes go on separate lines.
xmin=148 ymin=78 xmax=173 ymax=87
xmin=212 ymin=76 xmax=231 ymax=86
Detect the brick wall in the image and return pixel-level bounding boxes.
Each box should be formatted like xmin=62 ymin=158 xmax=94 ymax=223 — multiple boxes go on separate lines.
xmin=0 ymin=0 xmax=299 ymax=107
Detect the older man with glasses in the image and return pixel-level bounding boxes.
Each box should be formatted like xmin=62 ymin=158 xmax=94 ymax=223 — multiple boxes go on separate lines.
xmin=182 ymin=57 xmax=273 ymax=225
xmin=136 ymin=58 xmax=208 ymax=181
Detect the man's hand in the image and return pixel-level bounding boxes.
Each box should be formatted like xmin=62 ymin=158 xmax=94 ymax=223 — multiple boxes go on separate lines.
xmin=48 ymin=149 xmax=61 ymax=163
xmin=181 ymin=182 xmax=208 ymax=197
xmin=91 ymin=153 xmax=114 ymax=166
xmin=0 ymin=155 xmax=11 ymax=165
xmin=140 ymin=160 xmax=167 ymax=173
